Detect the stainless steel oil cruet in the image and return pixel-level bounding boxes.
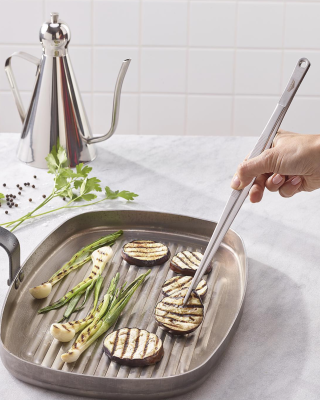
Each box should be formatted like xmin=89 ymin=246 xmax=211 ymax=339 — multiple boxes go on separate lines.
xmin=4 ymin=12 xmax=130 ymax=168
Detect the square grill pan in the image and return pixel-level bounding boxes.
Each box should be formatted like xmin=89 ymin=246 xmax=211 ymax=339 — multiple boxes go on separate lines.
xmin=0 ymin=210 xmax=247 ymax=399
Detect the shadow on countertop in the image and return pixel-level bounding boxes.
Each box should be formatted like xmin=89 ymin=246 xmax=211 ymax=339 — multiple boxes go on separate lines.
xmin=172 ymin=258 xmax=310 ymax=400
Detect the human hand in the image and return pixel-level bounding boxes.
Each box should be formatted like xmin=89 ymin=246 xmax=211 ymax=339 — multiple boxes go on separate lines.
xmin=231 ymin=129 xmax=320 ymax=202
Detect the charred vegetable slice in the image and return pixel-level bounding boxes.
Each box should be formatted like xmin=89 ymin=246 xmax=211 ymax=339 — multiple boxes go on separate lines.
xmin=104 ymin=328 xmax=163 ymax=367
xmin=162 ymin=275 xmax=207 ymax=299
xmin=170 ymin=251 xmax=212 ymax=276
xmin=155 ymin=289 xmax=204 ymax=335
xmin=122 ymin=240 xmax=170 ymax=267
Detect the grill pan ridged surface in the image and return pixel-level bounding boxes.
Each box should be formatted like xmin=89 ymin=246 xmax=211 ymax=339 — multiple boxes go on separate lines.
xmin=0 ymin=210 xmax=247 ymax=399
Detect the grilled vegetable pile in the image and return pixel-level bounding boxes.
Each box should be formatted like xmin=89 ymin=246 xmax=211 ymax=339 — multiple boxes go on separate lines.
xmin=162 ymin=275 xmax=207 ymax=299
xmin=170 ymin=250 xmax=212 ymax=276
xmin=29 ymin=231 xmax=122 ymax=299
xmin=38 ymin=246 xmax=114 ymax=314
xmin=155 ymin=289 xmax=204 ymax=335
xmin=61 ymin=269 xmax=151 ymax=363
xmin=50 ymin=282 xmax=105 ymax=342
xmin=104 ymin=328 xmax=163 ymax=367
xmin=122 ymin=240 xmax=170 ymax=267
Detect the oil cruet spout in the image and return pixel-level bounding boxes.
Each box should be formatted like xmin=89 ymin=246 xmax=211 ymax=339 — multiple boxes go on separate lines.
xmin=84 ymin=58 xmax=131 ymax=144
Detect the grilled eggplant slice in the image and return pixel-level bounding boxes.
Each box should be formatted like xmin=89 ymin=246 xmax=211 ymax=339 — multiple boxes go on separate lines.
xmin=155 ymin=289 xmax=204 ymax=335
xmin=122 ymin=240 xmax=170 ymax=267
xmin=170 ymin=251 xmax=212 ymax=276
xmin=104 ymin=328 xmax=164 ymax=367
xmin=162 ymin=275 xmax=207 ymax=299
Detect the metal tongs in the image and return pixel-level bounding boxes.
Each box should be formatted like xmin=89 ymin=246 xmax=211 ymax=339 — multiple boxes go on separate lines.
xmin=183 ymin=58 xmax=311 ymax=305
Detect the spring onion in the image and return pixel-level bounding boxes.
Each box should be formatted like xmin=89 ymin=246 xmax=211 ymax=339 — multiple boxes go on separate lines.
xmin=38 ymin=246 xmax=113 ymax=314
xmin=29 ymin=230 xmax=122 ymax=299
xmin=61 ymin=269 xmax=151 ymax=363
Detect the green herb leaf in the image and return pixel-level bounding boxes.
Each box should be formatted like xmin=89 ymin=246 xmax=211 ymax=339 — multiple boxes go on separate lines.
xmin=57 ymin=146 xmax=68 ymax=165
xmin=85 ymin=177 xmax=102 ymax=193
xmin=46 ymin=153 xmax=58 ymax=174
xmin=0 ymin=193 xmax=4 ymax=200
xmin=105 ymin=186 xmax=138 ymax=201
xmin=76 ymin=163 xmax=92 ymax=178
xmin=81 ymin=194 xmax=97 ymax=201
xmin=55 ymin=175 xmax=68 ymax=191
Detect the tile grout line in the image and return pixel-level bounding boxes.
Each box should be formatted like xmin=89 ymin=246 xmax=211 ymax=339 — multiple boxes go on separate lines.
xmin=1 ymin=90 xmax=320 ymax=99
xmin=280 ymin=1 xmax=286 ymax=94
xmin=91 ymin=0 xmax=94 ymax=129
xmin=137 ymin=0 xmax=142 ymax=135
xmin=1 ymin=44 xmax=320 ymax=52
xmin=184 ymin=0 xmax=190 ymax=136
xmin=231 ymin=0 xmax=239 ymax=136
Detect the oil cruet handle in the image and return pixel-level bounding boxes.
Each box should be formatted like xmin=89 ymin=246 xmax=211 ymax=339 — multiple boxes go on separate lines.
xmin=0 ymin=227 xmax=21 ymax=287
xmin=4 ymin=52 xmax=41 ymax=124
xmin=85 ymin=59 xmax=131 ymax=144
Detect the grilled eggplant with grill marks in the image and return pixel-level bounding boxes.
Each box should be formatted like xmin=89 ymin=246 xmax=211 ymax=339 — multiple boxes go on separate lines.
xmin=155 ymin=289 xmax=204 ymax=335
xmin=121 ymin=240 xmax=170 ymax=267
xmin=103 ymin=328 xmax=164 ymax=367
xmin=162 ymin=275 xmax=207 ymax=299
xmin=170 ymin=251 xmax=212 ymax=276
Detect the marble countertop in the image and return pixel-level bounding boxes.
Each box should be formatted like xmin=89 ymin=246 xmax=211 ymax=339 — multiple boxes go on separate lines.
xmin=0 ymin=133 xmax=320 ymax=400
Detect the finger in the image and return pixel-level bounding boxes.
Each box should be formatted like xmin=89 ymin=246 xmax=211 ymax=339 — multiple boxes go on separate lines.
xmin=248 ymin=174 xmax=268 ymax=203
xmin=279 ymin=176 xmax=302 ymax=198
xmin=231 ymin=148 xmax=277 ymax=190
xmin=265 ymin=173 xmax=285 ymax=192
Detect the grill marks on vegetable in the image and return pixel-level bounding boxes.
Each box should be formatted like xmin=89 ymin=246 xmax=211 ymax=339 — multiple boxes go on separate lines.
xmin=155 ymin=289 xmax=204 ymax=335
xmin=170 ymin=251 xmax=212 ymax=276
xmin=104 ymin=328 xmax=163 ymax=366
xmin=122 ymin=240 xmax=170 ymax=267
xmin=60 ymin=247 xmax=112 ymax=302
xmin=162 ymin=275 xmax=207 ymax=299
xmin=50 ymin=302 xmax=103 ymax=342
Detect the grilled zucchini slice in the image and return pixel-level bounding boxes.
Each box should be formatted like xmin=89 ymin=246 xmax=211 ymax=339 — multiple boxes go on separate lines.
xmin=155 ymin=289 xmax=204 ymax=335
xmin=170 ymin=251 xmax=212 ymax=276
xmin=122 ymin=240 xmax=170 ymax=267
xmin=103 ymin=328 xmax=164 ymax=367
xmin=162 ymin=275 xmax=207 ymax=299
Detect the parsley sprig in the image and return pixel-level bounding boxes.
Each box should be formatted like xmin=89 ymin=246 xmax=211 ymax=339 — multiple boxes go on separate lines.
xmin=0 ymin=145 xmax=138 ymax=232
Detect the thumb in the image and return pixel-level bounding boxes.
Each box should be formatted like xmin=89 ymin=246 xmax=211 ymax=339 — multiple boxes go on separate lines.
xmin=231 ymin=149 xmax=277 ymax=190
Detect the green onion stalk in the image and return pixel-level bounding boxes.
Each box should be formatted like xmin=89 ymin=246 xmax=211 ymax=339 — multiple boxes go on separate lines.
xmin=51 ymin=276 xmax=105 ymax=342
xmin=38 ymin=245 xmax=115 ymax=314
xmin=29 ymin=230 xmax=122 ymax=300
xmin=61 ymin=269 xmax=151 ymax=363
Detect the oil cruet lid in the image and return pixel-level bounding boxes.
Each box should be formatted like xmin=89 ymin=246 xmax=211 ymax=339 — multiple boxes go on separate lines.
xmin=39 ymin=12 xmax=70 ymax=56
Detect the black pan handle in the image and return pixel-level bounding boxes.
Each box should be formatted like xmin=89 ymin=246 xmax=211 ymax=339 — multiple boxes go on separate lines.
xmin=0 ymin=227 xmax=21 ymax=286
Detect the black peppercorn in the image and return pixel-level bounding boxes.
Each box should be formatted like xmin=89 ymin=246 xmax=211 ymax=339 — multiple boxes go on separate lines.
xmin=63 ymin=197 xmax=66 ymax=201
xmin=3 ymin=183 xmax=6 ymax=187
xmin=7 ymin=202 xmax=10 ymax=206
xmin=13 ymin=195 xmax=16 ymax=199
xmin=15 ymin=204 xmax=18 ymax=207
xmin=18 ymin=192 xmax=21 ymax=195
xmin=34 ymin=175 xmax=37 ymax=178
xmin=32 ymin=185 xmax=35 ymax=188
xmin=29 ymin=198 xmax=32 ymax=202
xmin=19 ymin=187 xmax=22 ymax=190
xmin=5 ymin=211 xmax=8 ymax=214
xmin=42 ymin=195 xmax=46 ymax=198
xmin=16 ymin=184 xmax=19 ymax=188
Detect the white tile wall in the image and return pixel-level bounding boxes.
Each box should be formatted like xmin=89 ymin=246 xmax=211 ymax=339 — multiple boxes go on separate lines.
xmin=1 ymin=0 xmax=320 ymax=137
